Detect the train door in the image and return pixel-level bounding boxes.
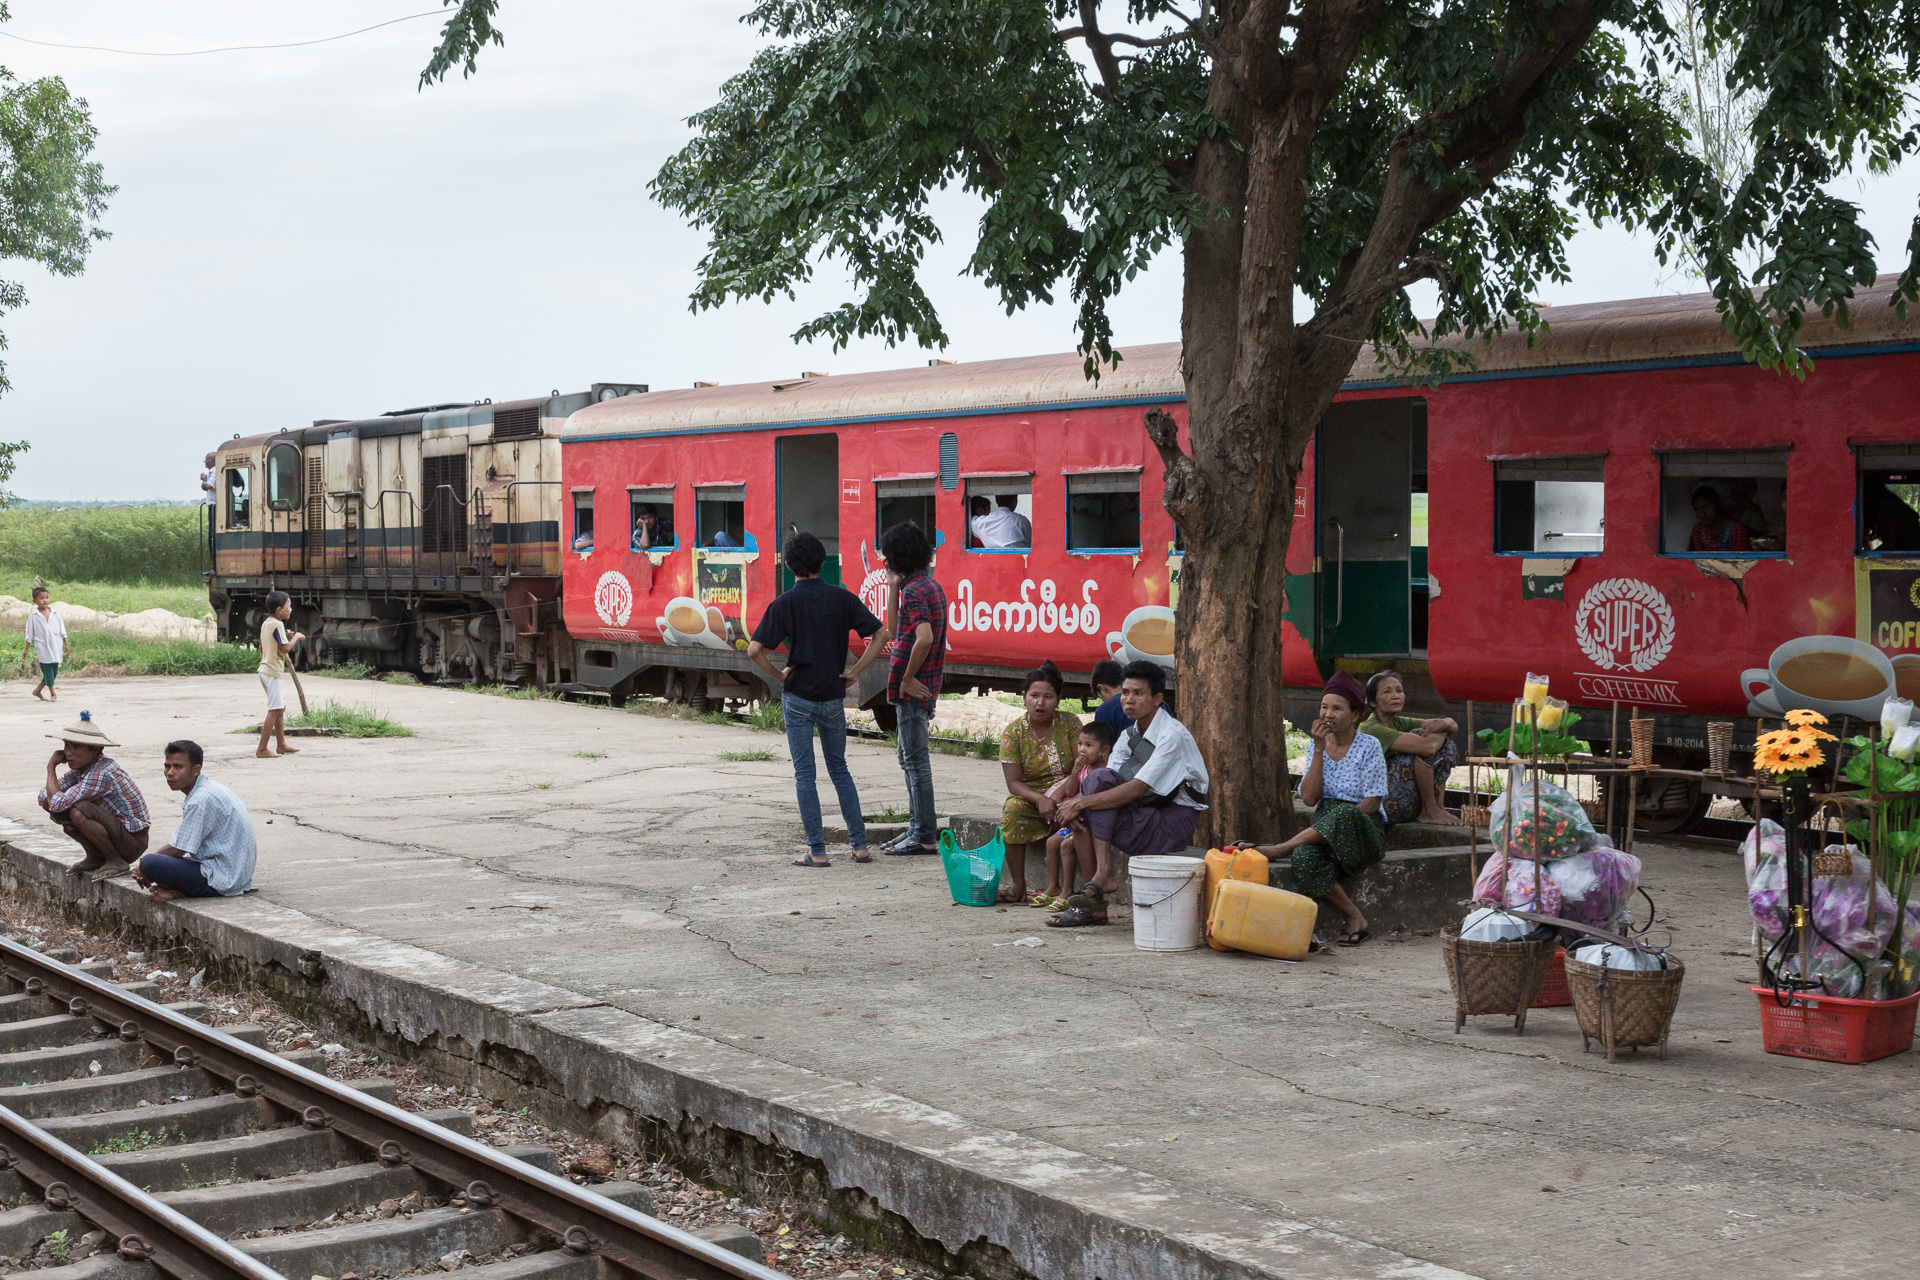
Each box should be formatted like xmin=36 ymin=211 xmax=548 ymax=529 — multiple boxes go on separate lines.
xmin=219 ymin=449 xmax=262 ymax=578
xmin=1315 ymin=398 xmax=1425 ymax=658
xmin=263 ymin=439 xmax=306 ymax=576
xmin=776 ymin=434 xmax=842 ymax=589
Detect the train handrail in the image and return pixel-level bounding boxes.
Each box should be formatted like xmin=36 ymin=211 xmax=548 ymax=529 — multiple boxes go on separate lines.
xmin=1329 ymin=515 xmax=1345 ymax=631
xmin=374 ymin=488 xmax=420 ymax=595
xmin=502 ymin=480 xmax=561 ymax=579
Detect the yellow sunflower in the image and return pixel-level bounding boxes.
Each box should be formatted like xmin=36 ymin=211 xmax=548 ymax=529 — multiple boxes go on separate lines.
xmin=1784 ymin=709 xmax=1830 ymax=727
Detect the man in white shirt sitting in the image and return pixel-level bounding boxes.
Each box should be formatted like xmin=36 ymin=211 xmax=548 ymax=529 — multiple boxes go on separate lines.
xmin=1049 ymin=661 xmax=1208 ymax=927
xmin=968 ymin=494 xmax=1031 ymax=548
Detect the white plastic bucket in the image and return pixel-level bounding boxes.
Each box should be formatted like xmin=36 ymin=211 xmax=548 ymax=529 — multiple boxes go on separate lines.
xmin=1129 ymin=855 xmax=1204 ymax=952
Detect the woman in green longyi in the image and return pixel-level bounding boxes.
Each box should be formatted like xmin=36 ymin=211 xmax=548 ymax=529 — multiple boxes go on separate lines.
xmin=1235 ymin=672 xmax=1386 ymax=946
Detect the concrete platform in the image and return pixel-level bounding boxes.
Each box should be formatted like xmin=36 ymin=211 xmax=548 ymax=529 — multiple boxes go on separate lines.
xmin=2 ymin=674 xmax=1915 ymax=1280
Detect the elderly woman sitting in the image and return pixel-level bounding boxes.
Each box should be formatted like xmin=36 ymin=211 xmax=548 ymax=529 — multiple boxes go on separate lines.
xmin=1237 ymin=673 xmax=1385 ymax=946
xmin=1360 ymin=671 xmax=1459 ymax=826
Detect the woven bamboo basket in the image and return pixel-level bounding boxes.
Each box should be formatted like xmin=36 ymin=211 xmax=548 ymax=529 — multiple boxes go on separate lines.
xmin=1706 ymin=720 xmax=1733 ymax=773
xmin=1460 ymin=802 xmax=1491 ymax=829
xmin=1565 ymin=953 xmax=1686 ymax=1062
xmin=1579 ymin=797 xmax=1604 ymax=824
xmin=1630 ymin=718 xmax=1655 ymax=768
xmin=1441 ymin=929 xmax=1558 ymax=1034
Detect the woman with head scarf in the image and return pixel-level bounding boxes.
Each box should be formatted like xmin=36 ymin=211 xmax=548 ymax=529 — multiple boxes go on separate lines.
xmin=1235 ymin=671 xmax=1386 ymax=945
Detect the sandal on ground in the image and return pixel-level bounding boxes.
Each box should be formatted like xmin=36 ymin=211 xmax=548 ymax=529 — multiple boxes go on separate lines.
xmin=883 ymin=843 xmax=938 ymax=856
xmin=877 ymin=831 xmax=917 ymax=853
xmin=1065 ymin=881 xmax=1108 ymax=911
xmin=791 ymin=855 xmax=831 ymax=868
xmin=1027 ymin=892 xmax=1062 ymax=908
xmin=996 ymin=888 xmax=1026 ymax=904
xmin=850 ymin=851 xmax=873 ymax=863
xmin=1337 ymin=930 xmax=1371 ymax=947
xmin=1046 ymin=906 xmax=1108 ymax=928
xmin=88 ymin=864 xmax=129 ymax=882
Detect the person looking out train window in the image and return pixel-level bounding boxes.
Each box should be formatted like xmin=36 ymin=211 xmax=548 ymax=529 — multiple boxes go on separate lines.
xmin=969 ymin=494 xmax=1030 ymax=548
xmin=1687 ymin=485 xmax=1751 ymax=553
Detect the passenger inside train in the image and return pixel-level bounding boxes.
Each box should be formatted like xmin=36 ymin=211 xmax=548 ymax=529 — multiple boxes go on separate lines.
xmin=967 ymin=490 xmax=1032 ymax=549
xmin=630 ymin=502 xmax=674 ymax=552
xmin=1660 ymin=449 xmax=1785 ymax=553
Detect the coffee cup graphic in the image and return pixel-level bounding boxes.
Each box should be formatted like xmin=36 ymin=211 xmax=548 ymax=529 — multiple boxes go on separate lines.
xmin=654 ymin=596 xmax=729 ymax=649
xmin=1893 ymin=653 xmax=1920 ymax=703
xmin=1106 ymin=605 xmax=1177 ymax=669
xmin=1740 ymin=634 xmax=1895 ymax=720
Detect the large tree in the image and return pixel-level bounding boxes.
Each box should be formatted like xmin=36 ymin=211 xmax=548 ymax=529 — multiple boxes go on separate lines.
xmin=0 ymin=0 xmax=114 ymax=506
xmin=426 ymin=0 xmax=1920 ymax=836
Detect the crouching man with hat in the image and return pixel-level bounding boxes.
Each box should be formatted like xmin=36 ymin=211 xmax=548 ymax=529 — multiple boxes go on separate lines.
xmin=38 ymin=711 xmax=151 ymax=880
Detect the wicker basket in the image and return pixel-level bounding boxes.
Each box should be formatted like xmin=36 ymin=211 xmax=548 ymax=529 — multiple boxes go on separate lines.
xmin=1579 ymin=797 xmax=1605 ymax=824
xmin=1630 ymin=718 xmax=1655 ymax=768
xmin=1441 ymin=929 xmax=1558 ymax=1034
xmin=1706 ymin=720 xmax=1733 ymax=773
xmin=1460 ymin=803 xmax=1491 ymax=829
xmin=1565 ymin=953 xmax=1686 ymax=1062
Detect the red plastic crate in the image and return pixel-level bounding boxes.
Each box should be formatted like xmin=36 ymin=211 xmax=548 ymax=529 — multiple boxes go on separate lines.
xmin=1531 ymin=948 xmax=1571 ymax=1008
xmin=1750 ymin=986 xmax=1920 ymax=1064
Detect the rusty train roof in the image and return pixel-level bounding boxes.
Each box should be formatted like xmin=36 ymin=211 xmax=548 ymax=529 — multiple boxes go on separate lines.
xmin=561 ymin=274 xmax=1920 ymax=440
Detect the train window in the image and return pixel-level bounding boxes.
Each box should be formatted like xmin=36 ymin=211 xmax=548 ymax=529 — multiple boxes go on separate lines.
xmin=1492 ymin=456 xmax=1604 ymax=555
xmin=965 ymin=476 xmax=1032 ymax=550
xmin=224 ymin=467 xmax=252 ymax=530
xmin=876 ymin=479 xmax=936 ymax=546
xmin=696 ymin=484 xmax=747 ymax=548
xmin=628 ymin=486 xmax=677 ymax=552
xmin=266 ymin=444 xmax=302 ymax=510
xmin=1066 ymin=472 xmax=1142 ymax=552
xmin=1658 ymin=449 xmax=1787 ymax=556
xmin=572 ymin=490 xmax=594 ymax=552
xmin=1857 ymin=444 xmax=1920 ymax=554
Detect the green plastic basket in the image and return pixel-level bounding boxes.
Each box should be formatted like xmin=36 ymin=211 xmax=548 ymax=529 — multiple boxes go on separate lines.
xmin=938 ymin=828 xmax=1007 ymax=907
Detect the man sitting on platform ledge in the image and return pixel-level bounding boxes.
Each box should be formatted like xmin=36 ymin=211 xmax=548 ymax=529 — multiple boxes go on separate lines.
xmin=1048 ymin=661 xmax=1208 ymax=928
xmin=133 ymin=740 xmax=257 ymax=902
xmin=39 ymin=712 xmax=151 ymax=881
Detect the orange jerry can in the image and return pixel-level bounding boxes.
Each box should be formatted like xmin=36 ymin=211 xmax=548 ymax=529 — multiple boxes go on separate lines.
xmin=1203 ymin=847 xmax=1270 ymax=952
xmin=1207 ymin=880 xmax=1318 ymax=961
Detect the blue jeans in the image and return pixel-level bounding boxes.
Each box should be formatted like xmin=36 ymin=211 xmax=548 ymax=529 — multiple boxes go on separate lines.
xmin=783 ymin=692 xmax=867 ymax=857
xmin=894 ymin=702 xmax=937 ymax=845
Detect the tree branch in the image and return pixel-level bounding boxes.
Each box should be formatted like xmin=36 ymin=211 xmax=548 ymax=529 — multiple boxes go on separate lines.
xmin=1145 ymin=406 xmax=1207 ymax=532
xmin=1076 ymin=0 xmax=1126 ymax=97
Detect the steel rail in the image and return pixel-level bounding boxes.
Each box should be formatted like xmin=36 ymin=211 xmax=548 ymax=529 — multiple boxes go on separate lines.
xmin=0 ymin=936 xmax=781 ymax=1280
xmin=0 ymin=1102 xmax=289 ymax=1280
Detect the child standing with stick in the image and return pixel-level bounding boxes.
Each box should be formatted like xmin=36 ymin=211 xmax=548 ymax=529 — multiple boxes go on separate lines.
xmin=256 ymin=591 xmax=305 ymax=759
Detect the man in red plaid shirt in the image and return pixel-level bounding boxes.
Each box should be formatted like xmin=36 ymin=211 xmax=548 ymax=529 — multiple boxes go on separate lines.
xmin=38 ymin=712 xmax=151 ymax=879
xmin=877 ymin=521 xmax=948 ymax=855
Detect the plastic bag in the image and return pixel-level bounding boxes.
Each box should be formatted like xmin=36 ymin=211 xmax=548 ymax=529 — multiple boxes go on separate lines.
xmin=1459 ymin=907 xmax=1549 ymax=943
xmin=1486 ymin=775 xmax=1596 ymax=865
xmin=1470 ymin=853 xmax=1562 ymax=914
xmin=1740 ymin=819 xmax=1920 ymax=998
xmin=1572 ymin=940 xmax=1668 ymax=971
xmin=1472 ymin=838 xmax=1640 ymax=928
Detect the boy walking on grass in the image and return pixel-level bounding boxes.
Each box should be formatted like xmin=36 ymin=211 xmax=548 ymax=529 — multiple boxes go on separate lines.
xmin=24 ymin=586 xmax=68 ymax=701
xmin=747 ymin=531 xmax=891 ymax=868
xmin=257 ymin=590 xmax=305 ymax=758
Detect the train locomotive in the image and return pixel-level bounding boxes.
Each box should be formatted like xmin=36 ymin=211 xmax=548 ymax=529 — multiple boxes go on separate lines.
xmin=209 ymin=276 xmax=1920 ymax=834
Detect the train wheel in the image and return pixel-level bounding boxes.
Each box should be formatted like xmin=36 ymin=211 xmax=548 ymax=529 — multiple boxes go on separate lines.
xmin=1600 ymin=771 xmax=1710 ymax=836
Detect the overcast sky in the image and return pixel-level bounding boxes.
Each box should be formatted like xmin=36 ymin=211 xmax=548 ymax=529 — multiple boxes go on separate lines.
xmin=2 ymin=2 xmax=1917 ymax=501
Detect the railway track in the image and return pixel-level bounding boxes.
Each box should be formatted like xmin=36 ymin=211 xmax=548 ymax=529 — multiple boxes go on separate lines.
xmin=0 ymin=933 xmax=779 ymax=1280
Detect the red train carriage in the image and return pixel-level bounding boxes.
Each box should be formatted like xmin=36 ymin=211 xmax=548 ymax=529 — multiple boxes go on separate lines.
xmin=557 ymin=276 xmax=1920 ymax=830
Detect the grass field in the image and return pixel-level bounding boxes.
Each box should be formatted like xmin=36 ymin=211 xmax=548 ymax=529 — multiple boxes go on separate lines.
xmin=0 ymin=506 xmax=203 ymax=584
xmin=240 ymin=699 xmax=414 ymax=738
xmin=0 ymin=574 xmax=209 ymax=617
xmin=1 ymin=627 xmax=256 ymax=680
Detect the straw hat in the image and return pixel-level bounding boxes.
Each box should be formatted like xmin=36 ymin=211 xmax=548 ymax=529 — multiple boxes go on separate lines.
xmin=47 ymin=710 xmax=119 ymax=749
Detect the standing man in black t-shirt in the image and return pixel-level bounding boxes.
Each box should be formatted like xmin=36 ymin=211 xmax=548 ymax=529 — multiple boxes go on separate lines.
xmin=748 ymin=531 xmax=891 ymax=867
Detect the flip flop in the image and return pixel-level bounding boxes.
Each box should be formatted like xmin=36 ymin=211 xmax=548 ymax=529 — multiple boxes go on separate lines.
xmin=850 ymin=851 xmax=873 ymax=864
xmin=88 ymin=865 xmax=130 ymax=882
xmin=1337 ymin=930 xmax=1371 ymax=947
xmin=1046 ymin=906 xmax=1108 ymax=928
xmin=791 ymin=855 xmax=831 ymax=868
xmin=883 ymin=844 xmax=938 ymax=856
xmin=877 ymin=832 xmax=917 ymax=853
xmin=1027 ymin=893 xmax=1062 ymax=909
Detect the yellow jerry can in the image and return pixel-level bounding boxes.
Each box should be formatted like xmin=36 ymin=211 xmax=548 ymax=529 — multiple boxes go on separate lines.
xmin=1207 ymin=879 xmax=1318 ymax=961
xmin=1203 ymin=847 xmax=1271 ymax=952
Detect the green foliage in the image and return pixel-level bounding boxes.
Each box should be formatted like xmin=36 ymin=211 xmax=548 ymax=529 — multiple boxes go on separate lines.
xmin=1 ymin=625 xmax=254 ymax=678
xmin=1478 ymin=713 xmax=1587 ymax=758
xmin=90 ymin=1130 xmax=158 ymax=1155
xmin=42 ymin=1229 xmax=68 ymax=1260
xmin=429 ymin=0 xmax=1920 ymax=380
xmin=0 ymin=573 xmax=208 ymax=617
xmin=289 ymin=700 xmax=413 ymax=738
xmin=0 ymin=439 xmax=23 ymax=508
xmin=718 ymin=747 xmax=779 ymax=762
xmin=0 ymin=506 xmax=203 ymax=583
xmin=746 ymin=698 xmax=785 ymax=732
